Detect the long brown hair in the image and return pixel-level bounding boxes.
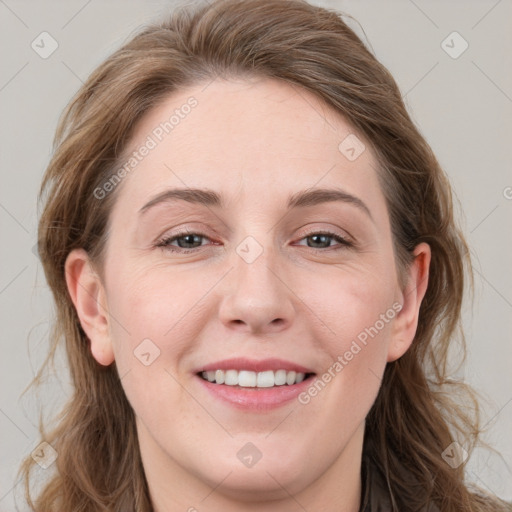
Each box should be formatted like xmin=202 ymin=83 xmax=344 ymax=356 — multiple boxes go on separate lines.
xmin=19 ymin=0 xmax=510 ymax=510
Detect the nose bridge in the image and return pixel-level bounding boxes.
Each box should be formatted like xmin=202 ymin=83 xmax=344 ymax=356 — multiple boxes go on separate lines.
xmin=235 ymin=235 xmax=279 ymax=294
xmin=217 ymin=234 xmax=294 ymax=333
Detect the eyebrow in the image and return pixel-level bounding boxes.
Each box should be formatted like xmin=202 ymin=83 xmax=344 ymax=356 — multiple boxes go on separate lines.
xmin=138 ymin=187 xmax=373 ymax=220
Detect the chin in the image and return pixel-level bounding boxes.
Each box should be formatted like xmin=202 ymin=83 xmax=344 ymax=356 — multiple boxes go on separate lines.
xmin=192 ymin=451 xmax=312 ymax=500
xmin=203 ymin=468 xmax=308 ymax=502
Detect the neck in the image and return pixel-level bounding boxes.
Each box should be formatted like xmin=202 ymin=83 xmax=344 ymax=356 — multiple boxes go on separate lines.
xmin=139 ymin=421 xmax=365 ymax=512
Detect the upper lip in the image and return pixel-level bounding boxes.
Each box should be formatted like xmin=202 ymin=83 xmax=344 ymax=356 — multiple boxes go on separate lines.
xmin=194 ymin=357 xmax=315 ymax=374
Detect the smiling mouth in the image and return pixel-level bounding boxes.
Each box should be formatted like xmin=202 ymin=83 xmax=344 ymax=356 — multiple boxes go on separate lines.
xmin=197 ymin=369 xmax=316 ymax=388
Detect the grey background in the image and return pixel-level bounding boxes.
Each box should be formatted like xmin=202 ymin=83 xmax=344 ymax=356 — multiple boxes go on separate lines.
xmin=1 ymin=0 xmax=511 ymax=509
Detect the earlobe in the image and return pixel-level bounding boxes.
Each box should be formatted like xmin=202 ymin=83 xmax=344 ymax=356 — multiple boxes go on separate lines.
xmin=64 ymin=249 xmax=115 ymax=366
xmin=387 ymin=243 xmax=431 ymax=362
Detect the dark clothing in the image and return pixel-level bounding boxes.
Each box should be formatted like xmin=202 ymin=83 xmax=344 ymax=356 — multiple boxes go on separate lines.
xmin=359 ymin=450 xmax=393 ymax=512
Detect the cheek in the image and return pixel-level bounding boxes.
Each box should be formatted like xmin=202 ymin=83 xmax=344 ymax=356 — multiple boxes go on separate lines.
xmin=103 ymin=262 xmax=226 ymax=414
xmin=298 ymin=266 xmax=397 ymax=413
xmin=325 ymin=288 xmax=395 ymax=367
xmin=103 ymin=270 xmax=206 ymax=432
xmin=304 ymin=259 xmax=397 ymax=357
xmin=106 ymin=260 xmax=208 ymax=346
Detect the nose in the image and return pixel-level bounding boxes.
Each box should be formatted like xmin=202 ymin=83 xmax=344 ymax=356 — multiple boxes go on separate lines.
xmin=217 ymin=244 xmax=295 ymax=335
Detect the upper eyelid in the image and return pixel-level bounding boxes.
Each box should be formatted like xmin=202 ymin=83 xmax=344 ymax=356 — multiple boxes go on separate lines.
xmin=158 ymin=220 xmax=353 ymax=239
xmin=295 ymin=225 xmax=353 ymax=242
xmin=160 ymin=228 xmax=350 ymax=240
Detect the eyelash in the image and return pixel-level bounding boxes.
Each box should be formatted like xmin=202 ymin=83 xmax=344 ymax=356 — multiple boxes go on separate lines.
xmin=154 ymin=229 xmax=354 ymax=253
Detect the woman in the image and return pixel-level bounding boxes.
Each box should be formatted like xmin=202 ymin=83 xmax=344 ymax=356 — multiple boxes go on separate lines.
xmin=19 ymin=0 xmax=511 ymax=510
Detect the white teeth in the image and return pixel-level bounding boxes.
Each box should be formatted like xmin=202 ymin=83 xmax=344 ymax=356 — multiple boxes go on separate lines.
xmin=286 ymin=371 xmax=296 ymax=385
xmin=257 ymin=370 xmax=274 ymax=388
xmin=200 ymin=369 xmax=308 ymax=387
xmin=225 ymin=369 xmax=239 ymax=386
xmin=274 ymin=369 xmax=287 ymax=385
xmin=238 ymin=370 xmax=256 ymax=387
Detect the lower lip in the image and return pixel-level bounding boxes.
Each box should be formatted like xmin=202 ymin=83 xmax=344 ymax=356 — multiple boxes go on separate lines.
xmin=195 ymin=374 xmax=316 ymax=412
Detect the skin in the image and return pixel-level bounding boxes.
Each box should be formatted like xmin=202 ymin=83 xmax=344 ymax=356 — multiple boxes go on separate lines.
xmin=65 ymin=77 xmax=430 ymax=512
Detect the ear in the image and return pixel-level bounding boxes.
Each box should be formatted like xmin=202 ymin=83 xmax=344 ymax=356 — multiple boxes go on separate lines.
xmin=387 ymin=242 xmax=431 ymax=362
xmin=64 ymin=248 xmax=114 ymax=366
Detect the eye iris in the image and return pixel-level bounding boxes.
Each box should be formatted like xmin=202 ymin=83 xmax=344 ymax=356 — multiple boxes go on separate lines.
xmin=178 ymin=234 xmax=202 ymax=248
xmin=309 ymin=234 xmax=330 ymax=248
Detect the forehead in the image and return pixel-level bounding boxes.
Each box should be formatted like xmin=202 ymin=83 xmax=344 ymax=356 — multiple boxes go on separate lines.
xmin=111 ymin=77 xmax=383 ymax=215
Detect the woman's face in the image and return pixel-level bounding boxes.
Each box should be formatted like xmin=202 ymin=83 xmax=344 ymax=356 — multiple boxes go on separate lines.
xmin=67 ymin=77 xmax=429 ymax=506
